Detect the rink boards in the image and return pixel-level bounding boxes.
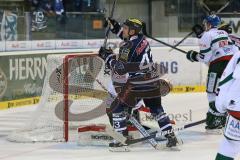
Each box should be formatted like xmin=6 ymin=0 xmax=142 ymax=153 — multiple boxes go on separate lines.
xmin=0 ymin=45 xmax=208 ymax=110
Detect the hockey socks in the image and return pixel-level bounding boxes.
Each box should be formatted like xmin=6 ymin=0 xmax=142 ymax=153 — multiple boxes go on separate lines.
xmin=215 ymin=153 xmax=234 ymax=160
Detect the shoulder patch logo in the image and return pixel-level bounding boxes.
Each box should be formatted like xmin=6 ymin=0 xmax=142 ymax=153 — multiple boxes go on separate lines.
xmin=136 ymin=39 xmax=148 ymax=55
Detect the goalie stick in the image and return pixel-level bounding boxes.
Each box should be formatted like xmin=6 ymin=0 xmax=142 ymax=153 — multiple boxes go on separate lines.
xmin=128 ymin=115 xmax=160 ymax=149
xmin=87 ymin=62 xmax=161 ymax=149
xmin=92 ymin=71 xmax=182 ymax=149
xmin=92 ymin=76 xmax=160 ymax=149
xmin=107 ymin=119 xmax=206 ymax=146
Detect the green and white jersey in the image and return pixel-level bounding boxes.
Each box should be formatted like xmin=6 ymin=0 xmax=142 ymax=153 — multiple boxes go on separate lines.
xmin=197 ymin=28 xmax=234 ymax=65
xmin=229 ymin=34 xmax=240 ymax=50
xmin=216 ymin=51 xmax=240 ymax=112
xmin=219 ymin=52 xmax=240 ymax=86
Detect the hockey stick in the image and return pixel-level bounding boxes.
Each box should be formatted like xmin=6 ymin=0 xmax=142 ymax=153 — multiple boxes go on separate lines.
xmin=171 ymin=0 xmax=234 ymax=50
xmin=215 ymin=0 xmax=234 ymax=14
xmin=199 ymin=0 xmax=211 ymax=15
xmin=86 ymin=61 xmax=160 ymax=149
xmin=199 ymin=0 xmax=234 ymax=15
xmin=142 ymin=23 xmax=187 ymax=54
xmin=93 ymin=77 xmax=160 ymax=149
xmin=103 ymin=0 xmax=117 ymax=76
xmin=89 ymin=62 xmax=202 ymax=149
xmin=112 ymin=119 xmax=206 ymax=145
xmin=103 ymin=0 xmax=117 ymax=48
xmin=128 ymin=114 xmax=160 ymax=149
xmin=169 ymin=31 xmax=193 ymax=52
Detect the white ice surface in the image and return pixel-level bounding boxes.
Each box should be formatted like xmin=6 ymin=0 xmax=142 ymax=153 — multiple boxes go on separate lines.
xmin=0 ymin=93 xmax=239 ymax=160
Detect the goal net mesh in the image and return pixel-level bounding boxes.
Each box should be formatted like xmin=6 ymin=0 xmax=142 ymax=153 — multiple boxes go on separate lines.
xmin=7 ymin=53 xmax=111 ymax=142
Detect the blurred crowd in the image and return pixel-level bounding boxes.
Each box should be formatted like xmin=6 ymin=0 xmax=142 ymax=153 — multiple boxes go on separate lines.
xmin=28 ymin=0 xmax=105 ymax=31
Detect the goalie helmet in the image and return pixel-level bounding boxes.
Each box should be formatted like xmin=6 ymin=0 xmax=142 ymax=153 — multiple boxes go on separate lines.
xmin=203 ymin=14 xmax=221 ymax=28
xmin=123 ymin=18 xmax=143 ymax=34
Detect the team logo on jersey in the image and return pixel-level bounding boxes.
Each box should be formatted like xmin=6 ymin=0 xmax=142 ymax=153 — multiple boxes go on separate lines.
xmin=229 ymin=119 xmax=240 ymax=129
xmin=119 ymin=41 xmax=132 ymax=62
xmin=0 ymin=67 xmax=7 ymax=98
xmin=119 ymin=48 xmax=130 ymax=61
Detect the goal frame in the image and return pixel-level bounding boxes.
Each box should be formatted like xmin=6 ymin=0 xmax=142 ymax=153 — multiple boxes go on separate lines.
xmin=63 ymin=53 xmax=98 ymax=142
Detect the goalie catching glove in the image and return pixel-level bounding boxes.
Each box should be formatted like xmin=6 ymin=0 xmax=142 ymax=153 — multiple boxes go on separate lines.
xmin=186 ymin=50 xmax=199 ymax=62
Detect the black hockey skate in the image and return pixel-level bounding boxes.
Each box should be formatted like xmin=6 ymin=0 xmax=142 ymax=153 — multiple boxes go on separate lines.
xmin=205 ymin=113 xmax=226 ymax=135
xmin=165 ymin=133 xmax=178 ymax=147
xmin=205 ymin=125 xmax=224 ymax=134
xmin=164 ymin=133 xmax=182 ymax=151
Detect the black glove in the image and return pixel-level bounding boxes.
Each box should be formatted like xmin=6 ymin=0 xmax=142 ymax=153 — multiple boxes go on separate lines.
xmin=111 ymin=60 xmax=127 ymax=75
xmin=104 ymin=17 xmax=121 ymax=34
xmin=186 ymin=50 xmax=199 ymax=62
xmin=192 ymin=24 xmax=204 ymax=39
xmin=98 ymin=47 xmax=113 ymax=61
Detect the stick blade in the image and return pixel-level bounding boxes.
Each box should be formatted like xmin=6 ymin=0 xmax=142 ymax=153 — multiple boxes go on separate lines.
xmin=105 ymin=125 xmax=127 ymax=145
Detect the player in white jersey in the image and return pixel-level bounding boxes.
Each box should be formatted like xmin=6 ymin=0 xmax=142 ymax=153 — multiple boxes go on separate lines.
xmin=218 ymin=21 xmax=240 ymax=51
xmin=186 ymin=15 xmax=235 ymax=132
xmin=214 ymin=50 xmax=240 ymax=160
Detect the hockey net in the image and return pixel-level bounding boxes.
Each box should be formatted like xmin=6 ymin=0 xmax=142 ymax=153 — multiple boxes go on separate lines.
xmin=7 ymin=52 xmax=112 ymax=143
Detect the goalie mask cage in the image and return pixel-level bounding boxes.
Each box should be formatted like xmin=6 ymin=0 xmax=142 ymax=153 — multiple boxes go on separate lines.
xmin=7 ymin=52 xmax=111 ymax=143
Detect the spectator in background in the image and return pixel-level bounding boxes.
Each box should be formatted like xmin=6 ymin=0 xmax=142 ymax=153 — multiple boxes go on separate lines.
xmin=29 ymin=0 xmax=52 ymax=31
xmin=73 ymin=0 xmax=105 ymax=12
xmin=55 ymin=0 xmax=64 ymax=15
xmin=55 ymin=0 xmax=66 ymax=24
xmin=74 ymin=0 xmax=82 ymax=12
xmin=30 ymin=0 xmax=66 ymax=31
xmin=29 ymin=0 xmax=54 ymax=15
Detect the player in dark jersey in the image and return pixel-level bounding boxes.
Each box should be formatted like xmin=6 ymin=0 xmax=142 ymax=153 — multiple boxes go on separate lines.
xmin=98 ymin=18 xmax=179 ymax=151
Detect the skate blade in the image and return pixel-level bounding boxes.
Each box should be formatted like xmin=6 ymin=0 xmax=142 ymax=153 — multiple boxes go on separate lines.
xmin=109 ymin=146 xmax=130 ymax=152
xmin=156 ymin=138 xmax=183 ymax=151
xmin=156 ymin=144 xmax=181 ymax=151
xmin=205 ymin=129 xmax=223 ymax=135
